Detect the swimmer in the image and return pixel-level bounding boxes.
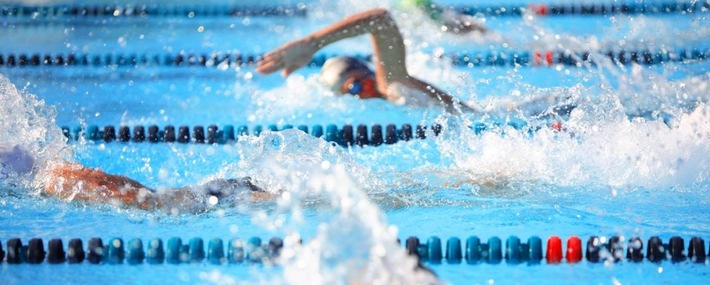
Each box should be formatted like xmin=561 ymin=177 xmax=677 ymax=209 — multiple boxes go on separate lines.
xmin=399 ymin=0 xmax=488 ymax=34
xmin=1 ymin=144 xmax=272 ymax=213
xmin=256 ymin=8 xmax=479 ymax=114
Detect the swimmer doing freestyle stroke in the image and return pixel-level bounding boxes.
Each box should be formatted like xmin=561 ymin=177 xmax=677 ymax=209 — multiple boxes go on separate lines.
xmin=1 ymin=143 xmax=272 ymax=213
xmin=257 ymin=7 xmax=577 ymax=121
xmin=256 ymin=8 xmax=484 ymax=114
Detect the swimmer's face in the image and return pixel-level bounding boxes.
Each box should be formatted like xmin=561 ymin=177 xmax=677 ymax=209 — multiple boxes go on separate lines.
xmin=339 ymin=72 xmax=379 ymax=99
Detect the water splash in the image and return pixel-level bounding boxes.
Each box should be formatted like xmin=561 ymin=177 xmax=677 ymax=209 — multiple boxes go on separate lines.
xmin=274 ymin=167 xmax=433 ymax=285
xmin=219 ymin=130 xmax=438 ymax=284
xmin=432 ymin=102 xmax=709 ymax=190
xmin=0 ymin=74 xmax=72 ymax=191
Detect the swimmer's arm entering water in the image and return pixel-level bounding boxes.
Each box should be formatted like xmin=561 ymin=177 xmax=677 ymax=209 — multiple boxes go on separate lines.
xmin=43 ymin=162 xmax=271 ymax=212
xmin=256 ymin=8 xmax=476 ymax=114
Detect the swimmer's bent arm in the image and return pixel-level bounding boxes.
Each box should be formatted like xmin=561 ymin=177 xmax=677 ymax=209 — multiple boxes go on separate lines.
xmin=256 ymin=8 xmax=473 ymax=113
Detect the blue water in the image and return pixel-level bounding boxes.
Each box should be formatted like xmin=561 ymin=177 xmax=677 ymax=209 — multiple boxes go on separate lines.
xmin=1 ymin=0 xmax=709 ymax=284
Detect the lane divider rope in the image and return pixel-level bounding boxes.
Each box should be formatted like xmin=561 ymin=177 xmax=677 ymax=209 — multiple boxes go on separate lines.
xmin=2 ymin=1 xmax=707 ymax=19
xmin=0 ymin=235 xmax=706 ymax=265
xmin=453 ymin=1 xmax=709 ymax=16
xmin=0 ymin=4 xmax=306 ymax=18
xmin=60 ymin=123 xmax=459 ymax=147
xmin=1 ymin=49 xmax=707 ymax=69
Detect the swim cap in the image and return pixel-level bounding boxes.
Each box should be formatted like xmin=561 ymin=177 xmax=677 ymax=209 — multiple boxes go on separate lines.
xmin=319 ymin=56 xmax=374 ymax=92
xmin=0 ymin=144 xmax=35 ymax=178
xmin=399 ymin=0 xmax=442 ymax=21
xmin=400 ymin=0 xmax=434 ymax=9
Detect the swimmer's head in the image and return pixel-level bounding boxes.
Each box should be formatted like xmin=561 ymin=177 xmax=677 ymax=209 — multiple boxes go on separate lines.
xmin=0 ymin=144 xmax=35 ymax=177
xmin=319 ymin=56 xmax=379 ymax=98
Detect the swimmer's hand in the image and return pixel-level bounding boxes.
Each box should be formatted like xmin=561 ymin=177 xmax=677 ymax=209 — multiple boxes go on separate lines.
xmin=256 ymin=37 xmax=317 ymax=76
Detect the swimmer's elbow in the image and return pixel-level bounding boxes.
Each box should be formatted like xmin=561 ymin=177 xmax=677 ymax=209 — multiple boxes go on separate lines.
xmin=368 ymin=8 xmax=390 ymax=16
xmin=366 ymin=8 xmax=394 ymax=22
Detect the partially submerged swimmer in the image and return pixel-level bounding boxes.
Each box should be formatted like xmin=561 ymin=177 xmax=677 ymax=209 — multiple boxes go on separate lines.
xmin=256 ymin=8 xmax=479 ymax=114
xmin=1 ymin=144 xmax=273 ymax=213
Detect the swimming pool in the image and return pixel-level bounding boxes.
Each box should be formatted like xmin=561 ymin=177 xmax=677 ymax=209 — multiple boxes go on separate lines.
xmin=1 ymin=0 xmax=709 ymax=284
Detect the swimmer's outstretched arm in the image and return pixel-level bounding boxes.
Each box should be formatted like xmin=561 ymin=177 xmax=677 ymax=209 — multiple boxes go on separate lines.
xmin=44 ymin=162 xmax=166 ymax=210
xmin=256 ymin=8 xmax=475 ymax=114
xmin=43 ymin=162 xmax=273 ymax=212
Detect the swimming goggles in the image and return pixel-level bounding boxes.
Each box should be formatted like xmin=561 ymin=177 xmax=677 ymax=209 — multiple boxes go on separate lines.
xmin=346 ymin=79 xmax=363 ymax=95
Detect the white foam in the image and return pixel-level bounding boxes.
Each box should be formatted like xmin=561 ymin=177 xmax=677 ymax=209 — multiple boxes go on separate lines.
xmin=0 ymin=74 xmax=72 ymax=190
xmin=431 ymin=100 xmax=710 ymax=190
xmin=210 ymin=130 xmax=438 ymax=284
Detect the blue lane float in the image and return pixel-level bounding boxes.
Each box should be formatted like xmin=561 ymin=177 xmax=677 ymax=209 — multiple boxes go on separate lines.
xmin=227 ymin=238 xmax=246 ymax=263
xmin=488 ymin=237 xmax=503 ymax=264
xmin=0 ymin=4 xmax=306 ymax=18
xmin=189 ymin=238 xmax=205 ymax=262
xmin=107 ymin=238 xmax=125 ymax=264
xmin=207 ymin=238 xmax=225 ymax=264
xmin=465 ymin=236 xmax=482 ymax=263
xmin=427 ymin=236 xmax=443 ymax=263
xmin=1 ymin=49 xmax=707 ymax=69
xmin=165 ymin=237 xmax=182 ymax=264
xmin=528 ymin=236 xmax=543 ymax=263
xmin=505 ymin=236 xmax=522 ymax=264
xmin=1 ymin=235 xmax=707 ymax=266
xmin=61 ymin=123 xmax=453 ymax=147
xmin=446 ymin=237 xmax=463 ymax=263
xmin=126 ymin=238 xmax=145 ymax=265
xmin=146 ymin=238 xmax=164 ymax=264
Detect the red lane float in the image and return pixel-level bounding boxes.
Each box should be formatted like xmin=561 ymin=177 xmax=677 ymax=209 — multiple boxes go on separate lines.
xmin=546 ymin=236 xmax=563 ymax=264
xmin=566 ymin=236 xmax=583 ymax=263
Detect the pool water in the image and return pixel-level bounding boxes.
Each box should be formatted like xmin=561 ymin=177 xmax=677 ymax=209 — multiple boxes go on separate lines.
xmin=1 ymin=0 xmax=709 ymax=284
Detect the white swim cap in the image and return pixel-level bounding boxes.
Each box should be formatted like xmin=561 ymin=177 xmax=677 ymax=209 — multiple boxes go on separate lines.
xmin=0 ymin=144 xmax=35 ymax=177
xmin=319 ymin=56 xmax=374 ymax=92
